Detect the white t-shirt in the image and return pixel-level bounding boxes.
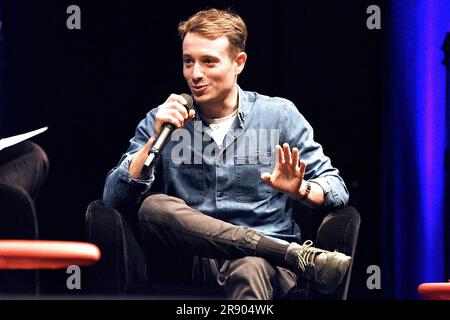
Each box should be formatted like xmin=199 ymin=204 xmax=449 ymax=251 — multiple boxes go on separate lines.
xmin=200 ymin=108 xmax=239 ymax=147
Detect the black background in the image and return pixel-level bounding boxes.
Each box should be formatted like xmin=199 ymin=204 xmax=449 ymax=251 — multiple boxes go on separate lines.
xmin=1 ymin=0 xmax=385 ymax=299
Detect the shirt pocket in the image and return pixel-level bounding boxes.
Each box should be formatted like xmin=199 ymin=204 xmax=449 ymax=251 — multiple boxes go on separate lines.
xmin=166 ymin=160 xmax=206 ymax=205
xmin=235 ymin=151 xmax=274 ymax=202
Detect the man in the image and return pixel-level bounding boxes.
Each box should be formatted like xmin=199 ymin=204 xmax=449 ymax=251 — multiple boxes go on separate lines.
xmin=103 ymin=9 xmax=350 ymax=300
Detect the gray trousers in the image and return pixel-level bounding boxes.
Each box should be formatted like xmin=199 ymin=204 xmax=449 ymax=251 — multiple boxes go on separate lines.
xmin=138 ymin=193 xmax=297 ymax=300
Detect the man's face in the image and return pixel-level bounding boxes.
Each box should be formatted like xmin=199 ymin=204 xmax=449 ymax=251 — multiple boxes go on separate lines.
xmin=182 ymin=32 xmax=244 ymax=106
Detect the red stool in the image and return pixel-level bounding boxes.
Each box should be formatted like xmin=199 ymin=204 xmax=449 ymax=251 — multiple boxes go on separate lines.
xmin=0 ymin=240 xmax=101 ymax=269
xmin=418 ymin=281 xmax=450 ymax=300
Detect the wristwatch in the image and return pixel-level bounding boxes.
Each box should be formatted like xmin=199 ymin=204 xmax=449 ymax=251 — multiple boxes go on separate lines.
xmin=301 ymin=181 xmax=311 ymax=201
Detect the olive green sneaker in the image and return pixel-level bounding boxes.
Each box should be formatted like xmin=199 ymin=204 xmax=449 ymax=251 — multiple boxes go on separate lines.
xmin=285 ymin=240 xmax=351 ymax=295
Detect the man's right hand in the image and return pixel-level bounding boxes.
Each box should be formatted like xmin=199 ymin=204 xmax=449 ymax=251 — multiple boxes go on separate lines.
xmin=153 ymin=94 xmax=196 ymax=135
xmin=129 ymin=94 xmax=196 ymax=179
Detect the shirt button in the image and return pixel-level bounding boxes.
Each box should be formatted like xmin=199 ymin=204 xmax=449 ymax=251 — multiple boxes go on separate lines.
xmin=217 ymin=191 xmax=224 ymax=197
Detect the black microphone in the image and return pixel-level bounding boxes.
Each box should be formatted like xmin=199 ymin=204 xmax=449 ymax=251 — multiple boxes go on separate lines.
xmin=141 ymin=93 xmax=194 ymax=179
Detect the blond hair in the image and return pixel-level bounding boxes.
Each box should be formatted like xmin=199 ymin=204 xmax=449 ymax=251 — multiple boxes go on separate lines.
xmin=178 ymin=8 xmax=247 ymax=58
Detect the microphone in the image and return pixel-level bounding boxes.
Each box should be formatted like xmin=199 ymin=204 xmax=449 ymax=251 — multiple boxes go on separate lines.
xmin=141 ymin=93 xmax=194 ymax=179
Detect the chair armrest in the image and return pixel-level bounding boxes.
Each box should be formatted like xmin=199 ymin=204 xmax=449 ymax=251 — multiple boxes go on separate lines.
xmin=0 ymin=183 xmax=38 ymax=239
xmin=315 ymin=206 xmax=361 ymax=257
xmin=314 ymin=206 xmax=361 ymax=299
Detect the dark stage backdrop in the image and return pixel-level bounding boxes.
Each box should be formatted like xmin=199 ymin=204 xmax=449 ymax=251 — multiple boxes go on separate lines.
xmin=1 ymin=0 xmax=384 ymax=298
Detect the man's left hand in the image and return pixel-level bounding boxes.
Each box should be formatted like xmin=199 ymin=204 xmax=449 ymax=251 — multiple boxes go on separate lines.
xmin=261 ymin=143 xmax=306 ymax=198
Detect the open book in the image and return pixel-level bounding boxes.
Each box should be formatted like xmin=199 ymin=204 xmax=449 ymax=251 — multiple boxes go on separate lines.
xmin=0 ymin=127 xmax=48 ymax=151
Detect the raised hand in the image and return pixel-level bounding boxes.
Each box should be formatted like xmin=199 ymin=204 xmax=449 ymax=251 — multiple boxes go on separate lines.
xmin=261 ymin=143 xmax=307 ymax=198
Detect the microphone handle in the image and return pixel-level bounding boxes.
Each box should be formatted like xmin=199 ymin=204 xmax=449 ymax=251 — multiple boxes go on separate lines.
xmin=152 ymin=123 xmax=176 ymax=151
xmin=141 ymin=151 xmax=157 ymax=179
xmin=141 ymin=123 xmax=176 ymax=179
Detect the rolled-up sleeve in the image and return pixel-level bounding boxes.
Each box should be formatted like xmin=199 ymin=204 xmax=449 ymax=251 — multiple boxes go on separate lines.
xmin=282 ymin=101 xmax=349 ymax=210
xmin=103 ymin=109 xmax=157 ymax=210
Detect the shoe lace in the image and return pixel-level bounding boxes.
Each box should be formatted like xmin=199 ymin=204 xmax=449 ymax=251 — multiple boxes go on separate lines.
xmin=295 ymin=240 xmax=323 ymax=273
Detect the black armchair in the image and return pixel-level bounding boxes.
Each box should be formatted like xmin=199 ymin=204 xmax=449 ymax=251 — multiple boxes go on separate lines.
xmin=85 ymin=199 xmax=360 ymax=299
xmin=0 ymin=183 xmax=39 ymax=239
xmin=0 ymin=182 xmax=39 ymax=295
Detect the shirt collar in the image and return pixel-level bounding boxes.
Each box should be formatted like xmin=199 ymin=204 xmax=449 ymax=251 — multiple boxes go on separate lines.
xmin=192 ymin=84 xmax=251 ymax=126
xmin=236 ymin=84 xmax=251 ymax=124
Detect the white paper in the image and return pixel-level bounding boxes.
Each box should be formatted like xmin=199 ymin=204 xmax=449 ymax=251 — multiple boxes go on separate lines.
xmin=0 ymin=127 xmax=48 ymax=151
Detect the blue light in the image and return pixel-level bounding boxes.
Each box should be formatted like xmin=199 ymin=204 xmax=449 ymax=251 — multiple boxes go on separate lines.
xmin=386 ymin=0 xmax=449 ymax=299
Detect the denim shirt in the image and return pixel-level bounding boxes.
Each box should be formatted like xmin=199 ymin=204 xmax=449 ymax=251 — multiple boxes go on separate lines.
xmin=103 ymin=86 xmax=349 ymax=242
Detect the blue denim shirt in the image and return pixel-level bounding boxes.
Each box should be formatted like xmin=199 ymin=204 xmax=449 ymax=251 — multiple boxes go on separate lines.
xmin=103 ymin=86 xmax=349 ymax=242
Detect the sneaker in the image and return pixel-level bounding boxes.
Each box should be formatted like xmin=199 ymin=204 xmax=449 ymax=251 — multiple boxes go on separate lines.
xmin=285 ymin=240 xmax=351 ymax=295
